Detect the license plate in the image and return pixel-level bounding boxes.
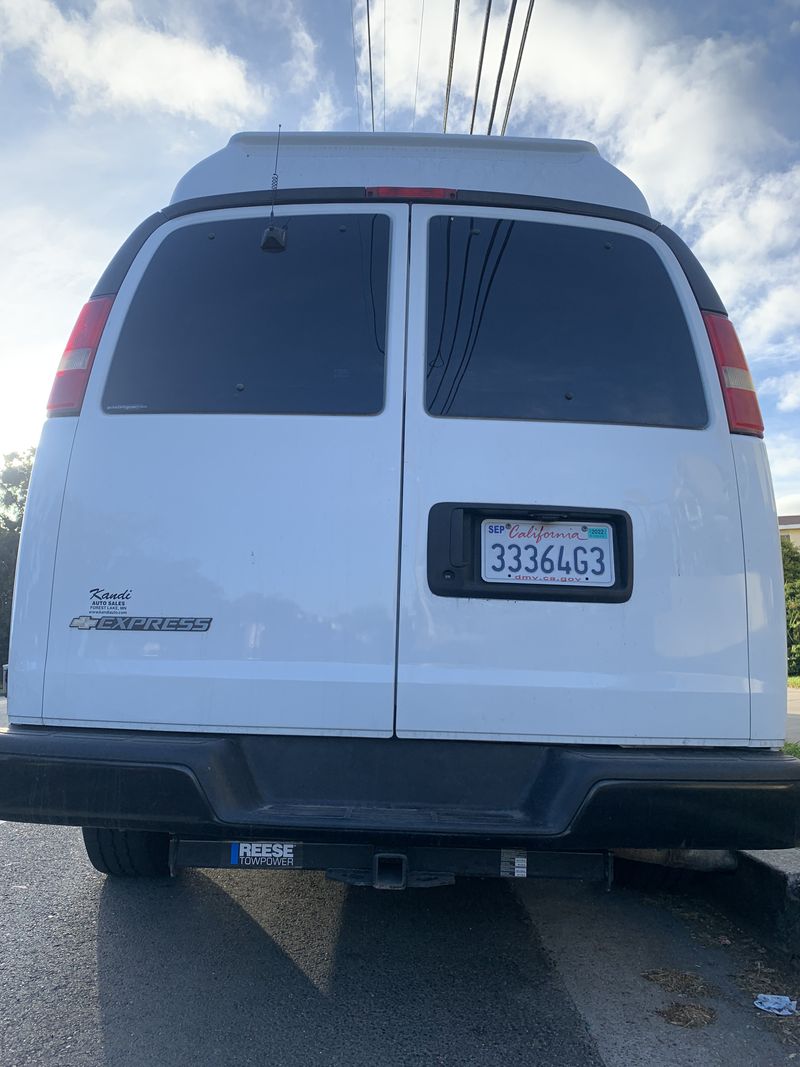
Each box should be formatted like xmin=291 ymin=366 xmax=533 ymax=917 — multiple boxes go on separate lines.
xmin=481 ymin=520 xmax=615 ymax=587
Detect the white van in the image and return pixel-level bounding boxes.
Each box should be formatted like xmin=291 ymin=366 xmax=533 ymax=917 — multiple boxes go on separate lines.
xmin=1 ymin=132 xmax=795 ymax=888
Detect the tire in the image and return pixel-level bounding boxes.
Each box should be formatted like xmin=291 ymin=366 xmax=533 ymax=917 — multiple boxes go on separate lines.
xmin=82 ymin=827 xmax=171 ymax=878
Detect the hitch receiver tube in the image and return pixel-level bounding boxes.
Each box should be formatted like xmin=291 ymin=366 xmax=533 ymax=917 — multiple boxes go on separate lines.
xmin=373 ymin=853 xmax=408 ymax=890
xmin=171 ymin=838 xmax=609 ymax=887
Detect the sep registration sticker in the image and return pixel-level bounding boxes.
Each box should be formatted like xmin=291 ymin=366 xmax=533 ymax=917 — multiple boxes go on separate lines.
xmin=230 ymin=842 xmax=301 ymax=868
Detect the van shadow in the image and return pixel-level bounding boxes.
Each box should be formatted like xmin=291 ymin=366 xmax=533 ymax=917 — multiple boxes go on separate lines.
xmin=95 ymin=871 xmax=602 ymax=1067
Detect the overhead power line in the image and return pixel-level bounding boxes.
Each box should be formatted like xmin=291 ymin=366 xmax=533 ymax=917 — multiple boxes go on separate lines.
xmin=469 ymin=0 xmax=492 ymax=135
xmin=442 ymin=221 xmax=516 ymax=416
xmin=350 ymin=0 xmax=361 ymax=131
xmin=412 ymin=0 xmax=426 ymax=131
xmin=486 ymin=0 xmax=517 ymax=136
xmin=366 ymin=0 xmax=376 ymax=132
xmin=500 ymin=0 xmax=534 ymax=135
xmin=442 ymin=0 xmax=461 ymax=133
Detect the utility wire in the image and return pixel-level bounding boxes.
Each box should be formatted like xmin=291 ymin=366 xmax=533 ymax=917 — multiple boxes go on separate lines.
xmin=427 ymin=218 xmax=454 ymax=377
xmin=366 ymin=0 xmax=376 ymax=131
xmin=500 ymin=0 xmax=534 ymax=135
xmin=431 ymin=219 xmax=502 ymax=411
xmin=412 ymin=0 xmax=426 ymax=131
xmin=368 ymin=215 xmax=385 ymax=354
xmin=486 ymin=0 xmax=516 ymax=135
xmin=428 ymin=221 xmax=482 ymax=405
xmin=469 ymin=0 xmax=492 ymax=134
xmin=442 ymin=0 xmax=460 ymax=133
xmin=350 ymin=0 xmax=361 ymax=131
xmin=442 ymin=221 xmax=515 ymax=415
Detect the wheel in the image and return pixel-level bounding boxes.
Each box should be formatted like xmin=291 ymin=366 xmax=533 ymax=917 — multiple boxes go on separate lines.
xmin=82 ymin=827 xmax=171 ymax=877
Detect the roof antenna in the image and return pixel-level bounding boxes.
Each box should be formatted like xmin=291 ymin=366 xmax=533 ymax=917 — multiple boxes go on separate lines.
xmin=261 ymin=124 xmax=287 ymax=253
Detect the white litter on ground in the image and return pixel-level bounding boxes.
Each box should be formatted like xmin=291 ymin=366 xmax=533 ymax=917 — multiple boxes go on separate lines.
xmin=754 ymin=994 xmax=798 ymax=1016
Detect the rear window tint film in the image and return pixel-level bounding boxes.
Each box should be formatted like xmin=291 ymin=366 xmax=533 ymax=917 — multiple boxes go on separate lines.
xmin=103 ymin=214 xmax=390 ymax=416
xmin=425 ymin=216 xmax=708 ymax=428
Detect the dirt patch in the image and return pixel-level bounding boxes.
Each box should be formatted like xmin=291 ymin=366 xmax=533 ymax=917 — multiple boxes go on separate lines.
xmin=737 ymin=960 xmax=800 ymax=1047
xmin=643 ymin=968 xmax=717 ymax=997
xmin=738 ymin=959 xmax=797 ymax=1000
xmin=651 ymin=883 xmax=800 ymax=1047
xmin=657 ymin=1002 xmax=717 ymax=1028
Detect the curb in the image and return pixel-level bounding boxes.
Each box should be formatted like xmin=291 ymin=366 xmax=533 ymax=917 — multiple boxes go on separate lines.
xmin=705 ymin=849 xmax=800 ymax=954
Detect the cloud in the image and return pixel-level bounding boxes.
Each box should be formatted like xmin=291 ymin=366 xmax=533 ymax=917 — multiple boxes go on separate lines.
xmin=0 ymin=203 xmax=113 ymax=453
xmin=689 ymin=165 xmax=800 ymax=362
xmin=767 ymin=433 xmax=800 ymax=508
xmin=0 ymin=0 xmax=268 ymax=127
xmin=761 ymin=371 xmax=800 ymax=413
xmin=283 ymin=12 xmax=318 ymax=94
xmin=299 ymin=90 xmax=346 ymax=132
xmin=287 ymin=2 xmax=344 ymax=132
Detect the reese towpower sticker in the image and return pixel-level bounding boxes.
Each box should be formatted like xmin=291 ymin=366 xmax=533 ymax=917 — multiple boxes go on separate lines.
xmin=230 ymin=842 xmax=300 ymax=868
xmin=69 ymin=616 xmax=212 ymax=632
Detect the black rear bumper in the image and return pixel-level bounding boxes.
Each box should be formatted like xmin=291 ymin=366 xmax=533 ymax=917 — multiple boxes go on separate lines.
xmin=1 ymin=725 xmax=799 ymax=850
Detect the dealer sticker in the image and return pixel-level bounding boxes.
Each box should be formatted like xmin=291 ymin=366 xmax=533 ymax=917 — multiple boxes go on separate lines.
xmin=500 ymin=849 xmax=528 ymax=878
xmin=229 ymin=842 xmax=301 ymax=868
xmin=89 ymin=587 xmax=132 ymax=616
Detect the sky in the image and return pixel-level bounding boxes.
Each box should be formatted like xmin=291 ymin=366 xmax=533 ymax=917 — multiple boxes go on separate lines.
xmin=0 ymin=0 xmax=798 ymax=512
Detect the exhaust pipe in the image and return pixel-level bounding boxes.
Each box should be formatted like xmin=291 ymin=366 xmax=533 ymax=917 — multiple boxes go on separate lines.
xmin=612 ymin=849 xmax=738 ymax=872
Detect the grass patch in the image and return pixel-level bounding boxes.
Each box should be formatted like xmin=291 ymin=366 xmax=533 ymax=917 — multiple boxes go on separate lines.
xmin=656 ymin=1002 xmax=716 ymax=1028
xmin=784 ymin=742 xmax=800 ymax=758
xmin=643 ymin=968 xmax=717 ymax=997
xmin=789 ymin=677 xmax=800 ymax=690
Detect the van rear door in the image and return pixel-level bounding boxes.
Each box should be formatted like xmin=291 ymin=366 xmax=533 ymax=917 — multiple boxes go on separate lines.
xmin=395 ymin=206 xmax=750 ymax=745
xmin=42 ymin=205 xmax=408 ymax=735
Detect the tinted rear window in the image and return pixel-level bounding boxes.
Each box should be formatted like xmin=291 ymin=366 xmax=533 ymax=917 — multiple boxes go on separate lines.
xmin=425 ymin=216 xmax=708 ymax=428
xmin=103 ymin=214 xmax=389 ymax=415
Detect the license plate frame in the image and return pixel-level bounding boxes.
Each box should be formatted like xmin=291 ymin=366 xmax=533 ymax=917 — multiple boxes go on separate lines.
xmin=426 ymin=503 xmax=633 ymax=604
xmin=480 ymin=520 xmax=615 ymax=588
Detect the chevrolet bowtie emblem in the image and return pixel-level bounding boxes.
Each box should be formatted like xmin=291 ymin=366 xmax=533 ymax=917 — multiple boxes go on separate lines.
xmin=69 ymin=616 xmax=99 ymax=630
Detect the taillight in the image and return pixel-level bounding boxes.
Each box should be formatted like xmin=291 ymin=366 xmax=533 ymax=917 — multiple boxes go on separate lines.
xmin=702 ymin=311 xmax=764 ymax=437
xmin=366 ymin=186 xmax=457 ymax=200
xmin=47 ymin=295 xmax=114 ymax=416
